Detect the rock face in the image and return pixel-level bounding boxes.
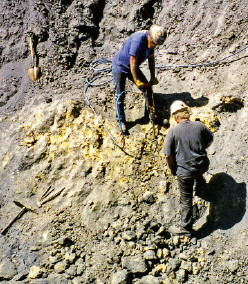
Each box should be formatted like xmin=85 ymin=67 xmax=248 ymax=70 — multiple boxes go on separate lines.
xmin=0 ymin=0 xmax=248 ymax=283
xmin=0 ymin=258 xmax=17 ymax=280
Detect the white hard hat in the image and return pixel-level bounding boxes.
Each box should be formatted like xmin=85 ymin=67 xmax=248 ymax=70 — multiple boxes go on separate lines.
xmin=170 ymin=100 xmax=188 ymax=115
xmin=149 ymin=24 xmax=167 ymax=45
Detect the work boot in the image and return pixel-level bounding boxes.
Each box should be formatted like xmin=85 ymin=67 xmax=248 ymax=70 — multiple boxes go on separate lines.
xmin=168 ymin=224 xmax=194 ymax=237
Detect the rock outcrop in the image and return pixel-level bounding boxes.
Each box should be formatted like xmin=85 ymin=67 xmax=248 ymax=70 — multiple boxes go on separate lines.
xmin=0 ymin=0 xmax=248 ymax=283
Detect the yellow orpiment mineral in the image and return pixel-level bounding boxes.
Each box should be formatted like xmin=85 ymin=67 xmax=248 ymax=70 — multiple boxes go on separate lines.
xmin=27 ymin=266 xmax=42 ymax=279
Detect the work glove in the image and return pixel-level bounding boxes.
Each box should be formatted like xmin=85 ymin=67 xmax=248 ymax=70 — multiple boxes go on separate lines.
xmin=135 ymin=79 xmax=150 ymax=89
xmin=149 ymin=77 xmax=159 ymax=85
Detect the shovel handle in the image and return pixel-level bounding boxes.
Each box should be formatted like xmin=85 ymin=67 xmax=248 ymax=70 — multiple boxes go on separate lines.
xmin=28 ymin=37 xmax=35 ymax=67
xmin=40 ymin=187 xmax=65 ymax=206
xmin=1 ymin=207 xmax=27 ymax=235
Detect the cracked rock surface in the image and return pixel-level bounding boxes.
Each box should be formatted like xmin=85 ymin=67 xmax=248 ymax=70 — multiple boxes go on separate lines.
xmin=0 ymin=0 xmax=248 ymax=283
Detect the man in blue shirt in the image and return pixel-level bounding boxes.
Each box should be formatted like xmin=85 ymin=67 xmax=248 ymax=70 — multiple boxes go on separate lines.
xmin=112 ymin=24 xmax=167 ymax=133
xmin=163 ymin=100 xmax=214 ymax=236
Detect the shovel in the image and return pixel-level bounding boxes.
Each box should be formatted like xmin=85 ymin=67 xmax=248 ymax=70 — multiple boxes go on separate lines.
xmin=1 ymin=199 xmax=38 ymax=235
xmin=27 ymin=36 xmax=41 ymax=81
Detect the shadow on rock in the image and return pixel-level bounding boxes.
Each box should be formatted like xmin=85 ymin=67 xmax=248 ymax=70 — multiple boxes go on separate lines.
xmin=155 ymin=92 xmax=209 ymax=108
xmin=126 ymin=107 xmax=151 ymax=130
xmin=154 ymin=92 xmax=209 ymax=125
xmin=195 ymin=172 xmax=246 ymax=239
xmin=128 ymin=92 xmax=209 ymax=128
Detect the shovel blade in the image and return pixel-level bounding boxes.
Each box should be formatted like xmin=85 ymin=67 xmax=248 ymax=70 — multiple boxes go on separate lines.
xmin=28 ymin=67 xmax=41 ymax=81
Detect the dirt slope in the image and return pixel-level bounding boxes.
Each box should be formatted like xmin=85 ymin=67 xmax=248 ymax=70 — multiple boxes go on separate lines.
xmin=0 ymin=0 xmax=248 ymax=283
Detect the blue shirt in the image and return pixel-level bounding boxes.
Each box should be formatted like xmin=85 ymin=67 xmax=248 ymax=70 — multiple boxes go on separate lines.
xmin=112 ymin=31 xmax=154 ymax=74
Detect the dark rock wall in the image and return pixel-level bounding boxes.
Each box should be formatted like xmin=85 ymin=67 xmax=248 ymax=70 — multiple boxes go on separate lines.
xmin=1 ymin=0 xmax=247 ymax=113
xmin=0 ymin=0 xmax=107 ymax=112
xmin=0 ymin=1 xmax=248 ymax=282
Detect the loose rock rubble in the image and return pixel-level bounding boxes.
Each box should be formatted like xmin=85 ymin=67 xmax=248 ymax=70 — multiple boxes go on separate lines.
xmin=0 ymin=0 xmax=248 ymax=283
xmin=0 ymin=96 xmax=247 ymax=283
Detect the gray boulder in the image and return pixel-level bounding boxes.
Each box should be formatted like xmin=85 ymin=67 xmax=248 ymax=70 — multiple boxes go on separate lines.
xmin=0 ymin=258 xmax=17 ymax=280
xmin=138 ymin=275 xmax=160 ymax=284
xmin=122 ymin=255 xmax=147 ymax=274
xmin=111 ymin=270 xmax=129 ymax=284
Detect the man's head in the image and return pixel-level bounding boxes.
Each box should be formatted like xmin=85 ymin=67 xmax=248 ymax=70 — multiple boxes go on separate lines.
xmin=170 ymin=100 xmax=190 ymax=123
xmin=148 ymin=24 xmax=167 ymax=48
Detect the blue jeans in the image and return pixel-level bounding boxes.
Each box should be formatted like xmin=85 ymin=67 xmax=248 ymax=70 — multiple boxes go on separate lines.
xmin=112 ymin=67 xmax=151 ymax=123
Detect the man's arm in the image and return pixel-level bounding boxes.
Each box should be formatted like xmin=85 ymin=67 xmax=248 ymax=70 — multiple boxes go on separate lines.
xmin=205 ymin=139 xmax=213 ymax=148
xmin=165 ymin=154 xmax=177 ymax=176
xmin=130 ymin=55 xmax=150 ymax=88
xmin=130 ymin=55 xmax=139 ymax=82
xmin=148 ymin=54 xmax=155 ymax=82
xmin=162 ymin=129 xmax=176 ymax=175
xmin=202 ymin=124 xmax=214 ymax=149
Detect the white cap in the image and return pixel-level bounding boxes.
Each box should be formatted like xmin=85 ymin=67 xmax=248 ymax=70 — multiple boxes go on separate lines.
xmin=170 ymin=100 xmax=188 ymax=115
xmin=149 ymin=24 xmax=167 ymax=45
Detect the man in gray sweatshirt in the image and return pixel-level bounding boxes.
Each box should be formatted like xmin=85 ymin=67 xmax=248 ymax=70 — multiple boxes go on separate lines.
xmin=163 ymin=100 xmax=214 ymax=236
